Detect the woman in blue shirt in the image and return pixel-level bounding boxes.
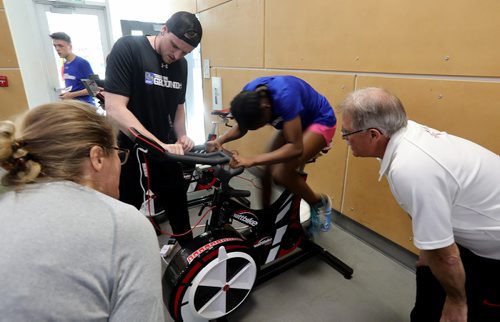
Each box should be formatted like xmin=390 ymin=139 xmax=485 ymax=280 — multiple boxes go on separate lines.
xmin=207 ymin=75 xmax=337 ymax=228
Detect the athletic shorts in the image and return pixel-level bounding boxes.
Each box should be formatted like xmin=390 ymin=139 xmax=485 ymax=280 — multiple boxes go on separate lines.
xmin=306 ymin=123 xmax=337 ymax=148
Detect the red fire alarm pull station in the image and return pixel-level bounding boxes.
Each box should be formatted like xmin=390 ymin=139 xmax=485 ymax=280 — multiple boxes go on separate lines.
xmin=0 ymin=76 xmax=8 ymax=87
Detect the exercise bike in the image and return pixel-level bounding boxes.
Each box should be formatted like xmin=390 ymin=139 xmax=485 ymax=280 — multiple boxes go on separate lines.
xmin=130 ymin=128 xmax=354 ymax=322
xmin=183 ymin=109 xmax=238 ymax=208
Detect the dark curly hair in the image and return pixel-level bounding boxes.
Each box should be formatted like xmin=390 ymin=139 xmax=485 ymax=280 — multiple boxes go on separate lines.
xmin=230 ymin=90 xmax=270 ymax=130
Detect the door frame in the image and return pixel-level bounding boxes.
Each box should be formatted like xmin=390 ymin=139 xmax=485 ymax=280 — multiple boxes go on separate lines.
xmin=33 ymin=0 xmax=112 ymax=101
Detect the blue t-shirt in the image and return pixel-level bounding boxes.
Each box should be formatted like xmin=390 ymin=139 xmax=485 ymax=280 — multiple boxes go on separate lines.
xmin=63 ymin=56 xmax=95 ymax=105
xmin=243 ymin=76 xmax=336 ymax=130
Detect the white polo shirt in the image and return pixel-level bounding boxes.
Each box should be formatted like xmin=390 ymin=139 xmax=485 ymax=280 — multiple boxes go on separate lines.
xmin=379 ymin=121 xmax=500 ymax=260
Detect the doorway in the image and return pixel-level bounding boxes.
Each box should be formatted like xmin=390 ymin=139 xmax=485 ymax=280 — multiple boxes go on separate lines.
xmin=34 ymin=0 xmax=111 ymax=101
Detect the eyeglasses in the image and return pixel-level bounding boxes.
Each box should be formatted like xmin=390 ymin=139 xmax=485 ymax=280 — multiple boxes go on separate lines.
xmin=341 ymin=128 xmax=367 ymax=139
xmin=110 ymin=146 xmax=130 ymax=165
xmin=341 ymin=127 xmax=384 ymax=139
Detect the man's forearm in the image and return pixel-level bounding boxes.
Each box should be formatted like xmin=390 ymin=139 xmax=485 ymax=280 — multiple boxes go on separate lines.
xmin=173 ymin=105 xmax=187 ymax=138
xmin=71 ymin=89 xmax=90 ymax=98
xmin=424 ymin=244 xmax=467 ymax=304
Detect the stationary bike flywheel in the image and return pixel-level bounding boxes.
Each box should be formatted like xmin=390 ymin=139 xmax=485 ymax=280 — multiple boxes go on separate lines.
xmin=163 ymin=230 xmax=258 ymax=321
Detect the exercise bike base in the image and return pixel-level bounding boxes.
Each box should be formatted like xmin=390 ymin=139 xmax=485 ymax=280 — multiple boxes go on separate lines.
xmin=301 ymin=239 xmax=354 ymax=279
xmin=256 ymin=239 xmax=353 ymax=286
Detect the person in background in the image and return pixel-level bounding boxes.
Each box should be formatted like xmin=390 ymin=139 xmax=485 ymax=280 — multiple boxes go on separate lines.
xmin=0 ymin=101 xmax=163 ymax=321
xmin=49 ymin=32 xmax=95 ymax=105
xmin=206 ymin=75 xmax=336 ymax=231
xmin=339 ymin=87 xmax=500 ymax=322
xmin=104 ymin=11 xmax=202 ymax=245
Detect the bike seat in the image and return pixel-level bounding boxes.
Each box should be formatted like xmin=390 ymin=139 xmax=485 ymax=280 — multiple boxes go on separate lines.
xmin=305 ymin=139 xmax=333 ymax=164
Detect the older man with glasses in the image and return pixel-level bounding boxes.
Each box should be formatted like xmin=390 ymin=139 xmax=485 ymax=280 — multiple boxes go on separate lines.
xmin=339 ymin=87 xmax=500 ymax=322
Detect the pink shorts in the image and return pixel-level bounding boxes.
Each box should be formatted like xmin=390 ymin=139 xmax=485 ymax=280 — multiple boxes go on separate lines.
xmin=306 ymin=123 xmax=337 ymax=148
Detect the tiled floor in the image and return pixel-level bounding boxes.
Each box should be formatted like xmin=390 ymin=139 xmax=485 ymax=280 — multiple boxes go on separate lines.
xmin=157 ymin=172 xmax=416 ymax=322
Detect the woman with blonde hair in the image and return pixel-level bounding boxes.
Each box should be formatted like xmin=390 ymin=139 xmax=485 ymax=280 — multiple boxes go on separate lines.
xmin=0 ymin=101 xmax=163 ymax=321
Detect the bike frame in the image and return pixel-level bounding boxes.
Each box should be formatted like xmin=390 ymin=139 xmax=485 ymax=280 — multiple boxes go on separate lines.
xmin=130 ymin=127 xmax=353 ymax=321
xmin=202 ymin=168 xmax=307 ymax=267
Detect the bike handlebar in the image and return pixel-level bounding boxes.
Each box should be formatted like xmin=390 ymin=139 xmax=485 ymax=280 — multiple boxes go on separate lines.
xmin=129 ymin=127 xmax=231 ymax=165
xmin=129 ymin=127 xmax=251 ymax=198
xmin=211 ymin=109 xmax=232 ymax=119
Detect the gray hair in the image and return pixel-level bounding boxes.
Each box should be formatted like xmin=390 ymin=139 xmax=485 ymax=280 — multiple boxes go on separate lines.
xmin=339 ymin=87 xmax=407 ymax=136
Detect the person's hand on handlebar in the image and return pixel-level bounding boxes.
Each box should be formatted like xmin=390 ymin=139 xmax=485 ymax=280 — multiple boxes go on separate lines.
xmin=229 ymin=152 xmax=255 ymax=168
xmin=161 ymin=143 xmax=185 ymax=155
xmin=176 ymin=135 xmax=194 ymax=152
xmin=205 ymin=140 xmax=222 ymax=152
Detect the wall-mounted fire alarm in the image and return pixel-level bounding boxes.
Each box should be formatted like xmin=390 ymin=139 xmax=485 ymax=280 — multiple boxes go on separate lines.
xmin=0 ymin=76 xmax=8 ymax=87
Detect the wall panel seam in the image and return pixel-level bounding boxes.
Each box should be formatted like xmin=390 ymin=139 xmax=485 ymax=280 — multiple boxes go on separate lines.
xmin=211 ymin=67 xmax=500 ymax=83
xmin=196 ymin=0 xmax=232 ymax=13
xmin=262 ymin=0 xmax=266 ymax=69
xmin=339 ymin=74 xmax=359 ymax=212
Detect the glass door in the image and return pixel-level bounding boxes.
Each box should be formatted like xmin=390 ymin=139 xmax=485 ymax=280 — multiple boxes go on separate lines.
xmin=34 ymin=0 xmax=111 ymax=100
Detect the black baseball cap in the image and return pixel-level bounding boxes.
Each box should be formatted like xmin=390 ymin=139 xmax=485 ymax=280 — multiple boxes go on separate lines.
xmin=166 ymin=11 xmax=202 ymax=47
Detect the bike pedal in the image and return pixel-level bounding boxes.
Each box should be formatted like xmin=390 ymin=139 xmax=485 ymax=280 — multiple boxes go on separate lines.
xmin=160 ymin=244 xmax=175 ymax=258
xmin=160 ymin=241 xmax=180 ymax=266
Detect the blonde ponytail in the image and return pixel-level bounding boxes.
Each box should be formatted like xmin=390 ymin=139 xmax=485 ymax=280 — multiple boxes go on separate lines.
xmin=0 ymin=101 xmax=116 ymax=188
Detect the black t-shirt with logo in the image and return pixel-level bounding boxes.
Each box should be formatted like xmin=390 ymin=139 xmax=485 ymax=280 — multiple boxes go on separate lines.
xmin=105 ymin=35 xmax=187 ymax=147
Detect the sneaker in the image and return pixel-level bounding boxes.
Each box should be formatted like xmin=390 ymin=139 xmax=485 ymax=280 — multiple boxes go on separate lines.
xmin=313 ymin=194 xmax=332 ymax=232
xmin=308 ymin=206 xmax=322 ymax=236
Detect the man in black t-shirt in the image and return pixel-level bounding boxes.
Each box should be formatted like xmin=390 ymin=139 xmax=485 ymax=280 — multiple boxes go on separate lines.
xmin=105 ymin=11 xmax=202 ymax=245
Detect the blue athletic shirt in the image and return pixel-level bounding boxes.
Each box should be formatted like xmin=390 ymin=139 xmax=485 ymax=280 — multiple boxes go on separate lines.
xmin=63 ymin=56 xmax=95 ymax=105
xmin=242 ymin=76 xmax=336 ymax=130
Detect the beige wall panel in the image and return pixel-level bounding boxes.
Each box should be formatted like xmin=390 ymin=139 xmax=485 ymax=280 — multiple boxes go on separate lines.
xmin=205 ymin=68 xmax=355 ymax=210
xmin=343 ymin=155 xmax=418 ymax=253
xmin=199 ymin=0 xmax=264 ymax=68
xmin=165 ymin=0 xmax=196 ymax=15
xmin=197 ymin=0 xmax=230 ymax=12
xmin=265 ymin=0 xmax=500 ymax=76
xmin=0 ymin=10 xmax=19 ymax=68
xmin=0 ymin=0 xmax=4 ymax=9
xmin=356 ymin=76 xmax=500 ymax=153
xmin=0 ymin=70 xmax=29 ymax=120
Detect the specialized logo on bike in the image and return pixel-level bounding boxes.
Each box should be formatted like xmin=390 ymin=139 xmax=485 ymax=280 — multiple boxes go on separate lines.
xmin=187 ymin=237 xmax=242 ymax=263
xmin=233 ymin=211 xmax=259 ymax=227
xmin=145 ymin=72 xmax=182 ymax=89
